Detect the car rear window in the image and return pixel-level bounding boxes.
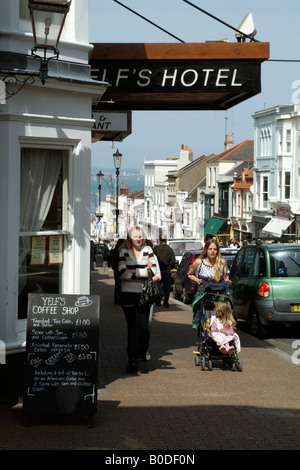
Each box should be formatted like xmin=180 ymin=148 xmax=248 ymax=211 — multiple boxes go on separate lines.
xmin=169 ymin=242 xmax=202 ymax=256
xmin=223 ymin=255 xmax=236 ymax=272
xmin=269 ymin=249 xmax=300 ymax=277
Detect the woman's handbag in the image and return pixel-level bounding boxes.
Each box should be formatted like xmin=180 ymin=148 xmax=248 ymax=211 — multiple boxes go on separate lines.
xmin=139 ymin=269 xmax=165 ymax=307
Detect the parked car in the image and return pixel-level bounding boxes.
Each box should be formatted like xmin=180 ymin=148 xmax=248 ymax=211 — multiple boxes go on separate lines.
xmin=168 ymin=239 xmax=203 ymax=267
xmin=230 ymin=241 xmax=300 ymax=338
xmin=170 ymin=268 xmax=177 ymax=285
xmin=220 ymin=248 xmax=239 ymax=274
xmin=173 ymin=250 xmax=201 ymax=303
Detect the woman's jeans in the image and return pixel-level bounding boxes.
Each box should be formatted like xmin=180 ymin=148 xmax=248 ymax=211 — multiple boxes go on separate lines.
xmin=120 ymin=292 xmax=150 ymax=361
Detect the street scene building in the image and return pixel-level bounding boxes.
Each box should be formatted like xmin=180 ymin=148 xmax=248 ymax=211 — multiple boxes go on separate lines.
xmin=0 ymin=0 xmax=107 ymax=358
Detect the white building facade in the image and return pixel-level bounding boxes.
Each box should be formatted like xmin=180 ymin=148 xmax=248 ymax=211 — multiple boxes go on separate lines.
xmin=252 ymin=105 xmax=300 ymax=238
xmin=0 ymin=0 xmax=107 ymax=355
xmin=143 ymin=146 xmax=194 ymax=240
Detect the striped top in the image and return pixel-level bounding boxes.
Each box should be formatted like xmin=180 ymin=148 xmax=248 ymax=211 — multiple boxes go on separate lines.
xmin=196 ymin=260 xmax=225 ymax=281
xmin=118 ymin=247 xmax=157 ymax=293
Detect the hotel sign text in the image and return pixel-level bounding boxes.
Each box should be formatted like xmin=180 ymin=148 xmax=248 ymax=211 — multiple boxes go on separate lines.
xmin=91 ymin=59 xmax=262 ymax=110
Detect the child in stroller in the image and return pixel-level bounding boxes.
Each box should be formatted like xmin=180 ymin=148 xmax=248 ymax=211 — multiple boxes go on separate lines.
xmin=192 ymin=280 xmax=242 ymax=371
xmin=211 ymin=300 xmax=241 ymax=355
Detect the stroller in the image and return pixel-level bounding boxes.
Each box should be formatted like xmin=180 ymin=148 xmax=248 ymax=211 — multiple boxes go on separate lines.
xmin=192 ymin=280 xmax=243 ymax=372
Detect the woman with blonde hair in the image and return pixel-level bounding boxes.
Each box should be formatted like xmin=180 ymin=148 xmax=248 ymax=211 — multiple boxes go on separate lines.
xmin=118 ymin=226 xmax=157 ymax=374
xmin=187 ymin=238 xmax=229 ymax=286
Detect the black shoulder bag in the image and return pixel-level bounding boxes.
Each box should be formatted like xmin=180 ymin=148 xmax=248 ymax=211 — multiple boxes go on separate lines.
xmin=139 ymin=269 xmax=165 ymax=307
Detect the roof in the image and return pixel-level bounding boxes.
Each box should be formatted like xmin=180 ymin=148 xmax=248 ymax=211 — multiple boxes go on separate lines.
xmin=127 ymin=189 xmax=144 ymax=199
xmin=208 ymin=140 xmax=254 ymax=163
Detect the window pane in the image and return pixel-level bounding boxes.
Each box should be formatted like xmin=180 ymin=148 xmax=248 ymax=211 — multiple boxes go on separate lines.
xmin=253 ymin=249 xmax=266 ymax=276
xmin=270 ymin=249 xmax=300 ymax=277
xmin=18 ymin=149 xmax=65 ymax=319
xmin=240 ymin=247 xmax=256 ymax=277
xmin=18 ymin=235 xmax=62 ymax=319
xmin=284 ymin=172 xmax=291 ymax=199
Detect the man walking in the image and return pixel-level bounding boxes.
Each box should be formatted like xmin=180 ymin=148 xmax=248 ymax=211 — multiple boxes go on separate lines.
xmin=154 ymin=234 xmax=176 ymax=308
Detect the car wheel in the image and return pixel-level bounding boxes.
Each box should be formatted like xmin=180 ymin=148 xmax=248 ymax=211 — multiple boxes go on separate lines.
xmin=250 ymin=306 xmax=269 ymax=339
xmin=172 ymin=284 xmax=181 ymax=300
xmin=182 ymin=287 xmax=192 ymax=304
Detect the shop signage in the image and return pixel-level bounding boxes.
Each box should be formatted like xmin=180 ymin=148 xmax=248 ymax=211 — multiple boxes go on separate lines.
xmin=23 ymin=293 xmax=100 ymax=426
xmin=276 ymin=208 xmax=292 ymax=218
xmin=90 ymin=42 xmax=269 ymax=111
xmin=92 ymin=110 xmax=132 ymax=142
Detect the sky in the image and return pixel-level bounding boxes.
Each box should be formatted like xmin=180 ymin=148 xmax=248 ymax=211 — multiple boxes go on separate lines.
xmin=89 ymin=0 xmax=300 ymax=171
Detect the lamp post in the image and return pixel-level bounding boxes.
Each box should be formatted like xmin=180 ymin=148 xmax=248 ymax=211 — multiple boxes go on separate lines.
xmin=200 ymin=191 xmax=205 ymax=240
xmin=113 ymin=149 xmax=122 ymax=239
xmin=28 ymin=0 xmax=72 ymax=84
xmin=96 ymin=170 xmax=104 ymax=241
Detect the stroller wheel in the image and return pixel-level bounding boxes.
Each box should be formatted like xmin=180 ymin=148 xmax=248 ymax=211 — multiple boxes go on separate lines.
xmin=237 ymin=360 xmax=243 ymax=372
xmin=208 ymin=359 xmax=213 ymax=371
xmin=195 ymin=355 xmax=201 ymax=366
xmin=201 ymin=356 xmax=206 ymax=370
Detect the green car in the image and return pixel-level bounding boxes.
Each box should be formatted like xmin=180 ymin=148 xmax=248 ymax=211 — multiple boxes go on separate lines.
xmin=230 ymin=241 xmax=300 ymax=338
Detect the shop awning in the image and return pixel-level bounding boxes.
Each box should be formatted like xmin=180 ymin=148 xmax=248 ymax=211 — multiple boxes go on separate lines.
xmin=262 ymin=217 xmax=293 ymax=238
xmin=204 ymin=217 xmax=225 ymax=235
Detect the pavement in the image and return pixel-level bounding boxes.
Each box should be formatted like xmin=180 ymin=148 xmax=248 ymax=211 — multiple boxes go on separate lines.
xmin=1 ymin=266 xmax=300 ymax=453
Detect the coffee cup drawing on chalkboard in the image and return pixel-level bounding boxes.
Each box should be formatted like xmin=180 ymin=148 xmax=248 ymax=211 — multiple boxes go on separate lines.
xmin=75 ymin=296 xmax=93 ymax=307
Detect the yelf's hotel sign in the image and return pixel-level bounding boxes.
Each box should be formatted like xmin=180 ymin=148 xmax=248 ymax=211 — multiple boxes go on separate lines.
xmin=90 ymin=42 xmax=269 ymax=111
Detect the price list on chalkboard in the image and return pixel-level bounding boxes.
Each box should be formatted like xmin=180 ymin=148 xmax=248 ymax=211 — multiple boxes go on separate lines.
xmin=23 ymin=293 xmax=100 ymax=422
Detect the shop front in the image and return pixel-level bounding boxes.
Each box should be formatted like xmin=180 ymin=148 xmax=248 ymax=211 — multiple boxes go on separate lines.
xmin=0 ymin=0 xmax=107 ymax=358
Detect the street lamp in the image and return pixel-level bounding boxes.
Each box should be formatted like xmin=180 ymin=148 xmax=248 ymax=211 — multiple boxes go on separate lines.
xmin=96 ymin=170 xmax=104 ymax=241
xmin=96 ymin=170 xmax=104 ymax=212
xmin=28 ymin=0 xmax=72 ymax=84
xmin=113 ymin=149 xmax=122 ymax=239
xmin=200 ymin=191 xmax=205 ymax=239
xmin=1 ymin=0 xmax=71 ymax=99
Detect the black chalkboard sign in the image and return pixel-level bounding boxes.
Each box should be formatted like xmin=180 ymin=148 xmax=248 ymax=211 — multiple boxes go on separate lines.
xmin=23 ymin=293 xmax=100 ymax=426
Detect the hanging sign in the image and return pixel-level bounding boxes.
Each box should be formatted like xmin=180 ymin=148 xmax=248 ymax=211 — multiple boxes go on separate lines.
xmin=90 ymin=42 xmax=269 ymax=111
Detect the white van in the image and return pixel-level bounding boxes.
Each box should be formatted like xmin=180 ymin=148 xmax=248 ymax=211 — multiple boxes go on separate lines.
xmin=168 ymin=239 xmax=203 ymax=266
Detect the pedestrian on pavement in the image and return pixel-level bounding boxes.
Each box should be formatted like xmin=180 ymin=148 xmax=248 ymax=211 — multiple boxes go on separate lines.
xmin=118 ymin=227 xmax=157 ymax=374
xmin=153 ymin=234 xmax=176 ymax=308
xmin=187 ymin=238 xmax=229 ymax=287
xmin=187 ymin=238 xmax=230 ymax=350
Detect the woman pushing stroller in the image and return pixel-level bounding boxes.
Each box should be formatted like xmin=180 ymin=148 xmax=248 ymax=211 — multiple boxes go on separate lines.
xmin=187 ymin=237 xmax=229 ymax=287
xmin=188 ymin=238 xmax=231 ymax=330
xmin=190 ymin=238 xmax=242 ymax=370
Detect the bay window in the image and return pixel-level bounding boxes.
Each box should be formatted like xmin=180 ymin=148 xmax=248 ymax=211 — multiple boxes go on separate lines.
xmin=18 ymin=148 xmax=69 ymax=319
